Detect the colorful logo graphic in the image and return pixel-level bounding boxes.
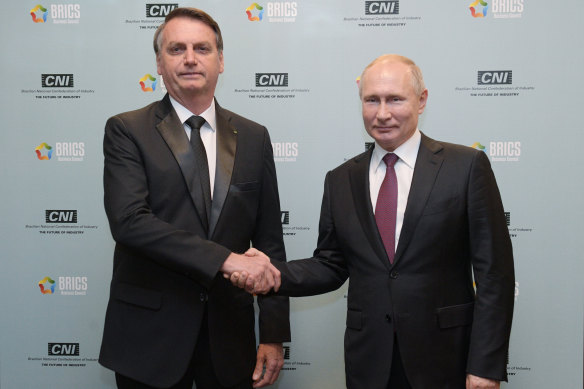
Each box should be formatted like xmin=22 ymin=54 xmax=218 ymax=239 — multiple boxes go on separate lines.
xmin=35 ymin=143 xmax=53 ymax=160
xmin=470 ymin=142 xmax=486 ymax=151
xmin=30 ymin=4 xmax=48 ymax=23
xmin=39 ymin=277 xmax=56 ymax=294
xmin=246 ymin=3 xmax=264 ymax=21
xmin=139 ymin=74 xmax=157 ymax=92
xmin=469 ymin=0 xmax=488 ymax=18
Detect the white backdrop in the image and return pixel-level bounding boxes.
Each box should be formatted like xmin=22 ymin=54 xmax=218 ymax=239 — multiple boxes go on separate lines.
xmin=1 ymin=1 xmax=583 ymax=388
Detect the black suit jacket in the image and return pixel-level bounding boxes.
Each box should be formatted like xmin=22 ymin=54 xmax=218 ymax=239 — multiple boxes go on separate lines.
xmin=99 ymin=94 xmax=290 ymax=388
xmin=273 ymin=133 xmax=514 ymax=389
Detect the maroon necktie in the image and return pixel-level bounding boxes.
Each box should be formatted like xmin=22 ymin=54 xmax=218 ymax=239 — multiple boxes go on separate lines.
xmin=375 ymin=153 xmax=399 ymax=263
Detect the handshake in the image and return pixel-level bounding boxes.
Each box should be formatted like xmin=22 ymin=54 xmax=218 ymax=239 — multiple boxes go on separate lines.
xmin=221 ymin=248 xmax=281 ymax=294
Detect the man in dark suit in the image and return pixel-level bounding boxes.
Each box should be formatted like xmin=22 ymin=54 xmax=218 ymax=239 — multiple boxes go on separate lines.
xmin=99 ymin=7 xmax=289 ymax=389
xmin=234 ymin=55 xmax=514 ymax=389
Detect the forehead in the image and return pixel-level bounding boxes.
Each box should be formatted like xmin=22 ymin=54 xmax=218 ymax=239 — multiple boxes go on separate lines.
xmin=361 ymin=61 xmax=413 ymax=94
xmin=161 ymin=17 xmax=216 ymax=45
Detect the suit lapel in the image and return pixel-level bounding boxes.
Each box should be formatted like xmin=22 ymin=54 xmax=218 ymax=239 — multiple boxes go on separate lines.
xmin=209 ymin=103 xmax=236 ymax=238
xmin=394 ymin=133 xmax=444 ymax=263
xmin=155 ymin=95 xmax=209 ymax=231
xmin=349 ymin=149 xmax=391 ymax=269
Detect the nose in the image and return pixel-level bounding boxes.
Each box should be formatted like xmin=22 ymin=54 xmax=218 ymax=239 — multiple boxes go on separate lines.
xmin=376 ymin=102 xmax=392 ymax=121
xmin=184 ymin=48 xmax=197 ymax=65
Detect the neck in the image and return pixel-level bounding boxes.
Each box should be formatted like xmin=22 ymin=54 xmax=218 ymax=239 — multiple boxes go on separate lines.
xmin=171 ymin=92 xmax=214 ymax=116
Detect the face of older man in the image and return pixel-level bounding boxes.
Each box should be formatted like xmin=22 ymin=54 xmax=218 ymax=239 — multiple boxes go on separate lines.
xmin=360 ymin=60 xmax=427 ymax=152
xmin=156 ymin=16 xmax=224 ymax=106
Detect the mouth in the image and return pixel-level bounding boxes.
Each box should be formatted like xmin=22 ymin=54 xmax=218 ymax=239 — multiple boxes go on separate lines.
xmin=374 ymin=125 xmax=397 ymax=132
xmin=179 ymin=72 xmax=203 ymax=79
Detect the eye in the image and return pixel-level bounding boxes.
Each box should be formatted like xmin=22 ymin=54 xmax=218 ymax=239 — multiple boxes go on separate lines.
xmin=168 ymin=45 xmax=184 ymax=54
xmin=195 ymin=45 xmax=211 ymax=54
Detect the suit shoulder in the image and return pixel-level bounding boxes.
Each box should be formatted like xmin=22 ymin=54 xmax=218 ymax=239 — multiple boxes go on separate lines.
xmin=328 ymin=149 xmax=371 ymax=176
xmin=423 ymin=135 xmax=484 ymax=161
xmin=220 ymin=107 xmax=266 ymax=133
xmin=107 ymin=100 xmax=160 ymax=125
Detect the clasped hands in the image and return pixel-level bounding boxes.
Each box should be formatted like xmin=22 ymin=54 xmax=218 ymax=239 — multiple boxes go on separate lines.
xmin=221 ymin=248 xmax=279 ymax=294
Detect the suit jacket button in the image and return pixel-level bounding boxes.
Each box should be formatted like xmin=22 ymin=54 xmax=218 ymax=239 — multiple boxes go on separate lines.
xmin=385 ymin=314 xmax=391 ymax=323
xmin=390 ymin=271 xmax=399 ymax=279
xmin=199 ymin=292 xmax=208 ymax=302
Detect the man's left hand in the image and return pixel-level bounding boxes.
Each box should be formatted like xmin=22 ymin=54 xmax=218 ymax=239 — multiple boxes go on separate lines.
xmin=253 ymin=343 xmax=284 ymax=388
xmin=466 ymin=374 xmax=500 ymax=389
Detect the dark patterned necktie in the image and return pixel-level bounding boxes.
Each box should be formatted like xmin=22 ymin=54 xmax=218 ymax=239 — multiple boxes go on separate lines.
xmin=375 ymin=153 xmax=399 ymax=263
xmin=186 ymin=115 xmax=211 ymax=226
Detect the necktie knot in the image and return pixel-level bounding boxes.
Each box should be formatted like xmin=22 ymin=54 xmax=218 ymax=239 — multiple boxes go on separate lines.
xmin=186 ymin=115 xmax=206 ymax=132
xmin=382 ymin=153 xmax=399 ymax=168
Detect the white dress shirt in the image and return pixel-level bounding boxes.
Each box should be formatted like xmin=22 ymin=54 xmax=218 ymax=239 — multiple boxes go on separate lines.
xmin=369 ymin=129 xmax=421 ymax=251
xmin=170 ymin=96 xmax=217 ymax=199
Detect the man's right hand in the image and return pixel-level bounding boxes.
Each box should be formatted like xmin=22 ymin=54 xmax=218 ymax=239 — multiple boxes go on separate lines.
xmin=221 ymin=251 xmax=280 ymax=294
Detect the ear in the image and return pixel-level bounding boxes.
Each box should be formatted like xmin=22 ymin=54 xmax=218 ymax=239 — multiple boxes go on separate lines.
xmin=218 ymin=51 xmax=224 ymax=74
xmin=156 ymin=54 xmax=162 ymax=76
xmin=418 ymin=89 xmax=428 ymax=114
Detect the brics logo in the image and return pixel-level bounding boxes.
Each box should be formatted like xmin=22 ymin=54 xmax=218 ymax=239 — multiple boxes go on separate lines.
xmin=470 ymin=142 xmax=486 ymax=151
xmin=140 ymin=74 xmax=158 ymax=92
xmin=42 ymin=74 xmax=74 ymax=88
xmin=46 ymin=210 xmax=78 ymax=223
xmin=246 ymin=3 xmax=264 ymax=21
xmin=365 ymin=1 xmax=399 ymax=15
xmin=256 ymin=73 xmax=288 ymax=87
xmin=469 ymin=0 xmax=488 ymax=17
xmin=48 ymin=343 xmax=80 ymax=356
xmin=477 ymin=71 xmax=512 ymax=85
xmin=38 ymin=277 xmax=56 ymax=294
xmin=30 ymin=5 xmax=48 ymax=23
xmin=35 ymin=143 xmax=53 ymax=160
xmin=146 ymin=4 xmax=178 ymax=17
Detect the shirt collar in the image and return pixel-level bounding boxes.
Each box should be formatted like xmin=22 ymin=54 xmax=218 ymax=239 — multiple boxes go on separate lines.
xmin=371 ymin=129 xmax=421 ymax=171
xmin=169 ymin=95 xmax=217 ymax=132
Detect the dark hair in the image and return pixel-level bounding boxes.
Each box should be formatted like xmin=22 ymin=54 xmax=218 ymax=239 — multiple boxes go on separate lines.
xmin=153 ymin=7 xmax=223 ymax=55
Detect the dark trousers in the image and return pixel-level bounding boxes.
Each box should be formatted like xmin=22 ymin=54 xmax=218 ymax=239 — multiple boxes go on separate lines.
xmin=116 ymin=309 xmax=253 ymax=389
xmin=388 ymin=336 xmax=412 ymax=389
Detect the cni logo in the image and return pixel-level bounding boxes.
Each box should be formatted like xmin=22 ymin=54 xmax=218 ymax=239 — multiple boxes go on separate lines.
xmin=504 ymin=212 xmax=510 ymax=226
xmin=281 ymin=211 xmax=290 ymax=225
xmin=38 ymin=277 xmax=56 ymax=294
xmin=146 ymin=3 xmax=178 ymax=17
xmin=477 ymin=71 xmax=512 ymax=85
xmin=48 ymin=343 xmax=79 ymax=356
xmin=140 ymin=74 xmax=158 ymax=92
xmin=365 ymin=1 xmax=399 ymax=15
xmin=256 ymin=73 xmax=288 ymax=87
xmin=469 ymin=0 xmax=488 ymax=17
xmin=42 ymin=74 xmax=74 ymax=88
xmin=46 ymin=210 xmax=78 ymax=224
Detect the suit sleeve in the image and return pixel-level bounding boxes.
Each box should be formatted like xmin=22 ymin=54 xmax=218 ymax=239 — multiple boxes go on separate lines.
xmin=272 ymin=171 xmax=350 ymax=297
xmin=466 ymin=151 xmax=515 ymax=381
xmin=253 ymin=130 xmax=291 ymax=343
xmin=103 ymin=115 xmax=231 ymax=289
